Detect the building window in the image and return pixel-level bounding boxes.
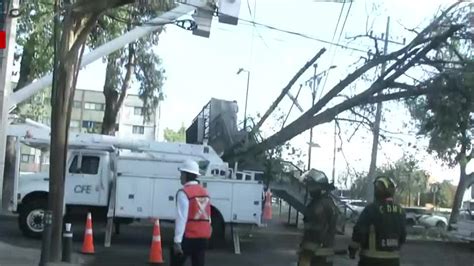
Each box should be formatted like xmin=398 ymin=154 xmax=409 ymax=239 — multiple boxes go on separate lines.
xmin=132 ymin=125 xmax=145 ymax=135
xmin=82 ymin=120 xmax=102 ymax=133
xmin=84 ymin=102 xmax=104 ymax=111
xmin=70 ymin=120 xmax=80 ymax=128
xmin=73 ymin=101 xmax=82 ymax=108
xmin=21 ymin=154 xmax=35 ymax=163
xmin=134 ymin=107 xmax=144 ymax=116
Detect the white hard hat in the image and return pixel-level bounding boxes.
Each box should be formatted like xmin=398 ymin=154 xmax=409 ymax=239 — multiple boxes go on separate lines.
xmin=178 ymin=159 xmax=201 ymax=176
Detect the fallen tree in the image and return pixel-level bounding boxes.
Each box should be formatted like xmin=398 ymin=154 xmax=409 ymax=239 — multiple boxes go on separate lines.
xmin=223 ymin=2 xmax=464 ymax=162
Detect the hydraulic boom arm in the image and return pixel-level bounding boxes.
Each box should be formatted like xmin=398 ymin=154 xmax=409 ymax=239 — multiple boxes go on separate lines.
xmin=8 ymin=3 xmax=199 ymax=109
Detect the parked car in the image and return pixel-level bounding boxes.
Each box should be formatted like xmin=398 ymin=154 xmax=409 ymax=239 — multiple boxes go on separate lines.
xmin=404 ymin=207 xmax=448 ymax=229
xmin=347 ymin=200 xmax=368 ymax=215
xmin=340 ymin=199 xmax=368 ymax=222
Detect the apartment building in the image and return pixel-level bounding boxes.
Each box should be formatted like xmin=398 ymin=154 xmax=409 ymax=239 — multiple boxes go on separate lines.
xmin=69 ymin=89 xmax=159 ymax=140
xmin=19 ymin=87 xmax=160 ymax=172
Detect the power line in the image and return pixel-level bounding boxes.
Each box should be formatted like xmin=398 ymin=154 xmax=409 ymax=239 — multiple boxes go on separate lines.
xmin=178 ymin=3 xmax=369 ymax=53
xmin=330 ymin=0 xmax=347 ymax=45
xmin=317 ymin=0 xmax=353 ymax=101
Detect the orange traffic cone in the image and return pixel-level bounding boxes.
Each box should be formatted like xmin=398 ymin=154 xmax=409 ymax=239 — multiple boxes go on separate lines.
xmin=149 ymin=219 xmax=164 ymax=264
xmin=81 ymin=212 xmax=95 ymax=254
xmin=263 ymin=190 xmax=273 ymax=221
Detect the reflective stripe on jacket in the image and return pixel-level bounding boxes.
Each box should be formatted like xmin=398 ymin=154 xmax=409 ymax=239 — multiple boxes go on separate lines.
xmin=361 ymin=225 xmax=400 ymax=259
xmin=182 ymin=184 xmax=212 ymax=239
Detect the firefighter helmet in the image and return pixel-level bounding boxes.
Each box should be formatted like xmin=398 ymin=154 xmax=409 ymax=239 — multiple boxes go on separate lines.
xmin=374 ymin=175 xmax=396 ymax=198
xmin=304 ymin=169 xmax=335 ymax=190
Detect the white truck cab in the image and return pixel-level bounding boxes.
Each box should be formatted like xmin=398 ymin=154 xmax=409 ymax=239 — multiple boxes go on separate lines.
xmin=9 ymin=131 xmax=263 ymax=244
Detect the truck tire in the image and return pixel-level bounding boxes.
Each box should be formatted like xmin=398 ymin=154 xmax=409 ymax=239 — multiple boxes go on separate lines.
xmin=436 ymin=221 xmax=446 ymax=230
xmin=209 ymin=211 xmax=225 ymax=249
xmin=19 ymin=198 xmax=47 ymax=239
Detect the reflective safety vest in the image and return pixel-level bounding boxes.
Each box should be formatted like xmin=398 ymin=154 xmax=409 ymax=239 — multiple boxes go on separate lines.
xmin=360 ymin=225 xmax=400 ymax=259
xmin=182 ymin=184 xmax=212 ymax=239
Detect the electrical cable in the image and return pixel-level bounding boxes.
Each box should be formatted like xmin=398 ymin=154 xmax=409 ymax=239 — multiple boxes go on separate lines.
xmin=178 ymin=3 xmax=368 ymax=53
xmin=317 ymin=0 xmax=354 ymax=101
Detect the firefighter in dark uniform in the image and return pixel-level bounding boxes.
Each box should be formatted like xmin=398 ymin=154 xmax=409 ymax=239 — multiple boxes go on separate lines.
xmin=298 ymin=171 xmax=339 ymax=266
xmin=349 ymin=175 xmax=406 ymax=266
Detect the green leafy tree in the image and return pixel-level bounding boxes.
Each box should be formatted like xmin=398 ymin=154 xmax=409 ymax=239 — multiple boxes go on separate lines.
xmin=406 ymin=5 xmax=474 ymax=225
xmin=13 ymin=1 xmax=55 ymax=121
xmin=13 ymin=2 xmax=168 ymax=134
xmin=163 ymin=125 xmax=186 ymax=143
xmin=89 ymin=4 xmax=169 ymax=135
xmin=349 ymin=156 xmax=429 ymax=205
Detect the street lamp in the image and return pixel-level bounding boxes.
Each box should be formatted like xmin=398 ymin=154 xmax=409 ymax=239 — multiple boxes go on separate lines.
xmin=237 ymin=68 xmax=251 ymax=130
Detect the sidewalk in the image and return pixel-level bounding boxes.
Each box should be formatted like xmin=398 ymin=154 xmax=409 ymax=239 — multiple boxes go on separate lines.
xmin=0 ymin=241 xmax=90 ymax=266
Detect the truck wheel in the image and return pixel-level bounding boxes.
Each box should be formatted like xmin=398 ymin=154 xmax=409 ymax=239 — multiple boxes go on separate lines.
xmin=209 ymin=212 xmax=225 ymax=249
xmin=436 ymin=221 xmax=446 ymax=230
xmin=19 ymin=199 xmax=47 ymax=239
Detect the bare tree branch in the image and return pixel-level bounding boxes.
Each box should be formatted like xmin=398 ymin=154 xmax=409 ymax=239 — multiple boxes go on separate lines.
xmin=251 ymin=48 xmax=326 ymax=135
xmin=224 ymin=7 xmax=463 ymax=160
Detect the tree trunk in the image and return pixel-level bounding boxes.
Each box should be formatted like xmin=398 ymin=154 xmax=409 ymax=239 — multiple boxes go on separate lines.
xmin=101 ymin=43 xmax=135 ymax=135
xmin=102 ymin=71 xmax=119 ymax=135
xmin=48 ymin=11 xmax=100 ymax=261
xmin=449 ymin=162 xmax=470 ymax=227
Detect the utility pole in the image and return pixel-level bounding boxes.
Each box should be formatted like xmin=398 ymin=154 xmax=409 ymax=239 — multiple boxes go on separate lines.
xmin=365 ymin=17 xmax=404 ymax=201
xmin=305 ymin=64 xmax=335 ymax=171
xmin=237 ymin=68 xmax=250 ymax=130
xmin=307 ymin=64 xmax=317 ymax=171
xmin=331 ymin=119 xmax=337 ymax=184
xmin=0 ymin=0 xmax=19 ymax=212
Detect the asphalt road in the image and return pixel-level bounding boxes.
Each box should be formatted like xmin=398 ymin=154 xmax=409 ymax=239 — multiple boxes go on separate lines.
xmin=0 ymin=214 xmax=473 ymax=266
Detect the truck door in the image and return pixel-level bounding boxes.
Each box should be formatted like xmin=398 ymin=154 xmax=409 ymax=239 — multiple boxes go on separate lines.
xmin=65 ymin=153 xmax=102 ymax=206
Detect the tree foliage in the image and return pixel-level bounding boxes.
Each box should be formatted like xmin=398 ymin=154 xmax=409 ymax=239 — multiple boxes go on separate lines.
xmin=406 ymin=3 xmax=474 ymax=225
xmin=13 ymin=1 xmax=169 ymax=134
xmin=90 ymin=4 xmax=169 ymax=134
xmin=13 ymin=1 xmax=55 ymax=120
xmin=163 ymin=125 xmax=186 ymax=142
xmin=349 ymin=155 xmax=429 ymax=206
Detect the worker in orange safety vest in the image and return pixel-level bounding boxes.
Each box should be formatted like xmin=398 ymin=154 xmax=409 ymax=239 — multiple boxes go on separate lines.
xmin=171 ymin=159 xmax=212 ymax=266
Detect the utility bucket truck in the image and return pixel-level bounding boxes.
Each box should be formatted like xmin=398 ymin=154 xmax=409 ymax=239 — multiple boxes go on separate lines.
xmin=5 ymin=125 xmax=263 ymax=248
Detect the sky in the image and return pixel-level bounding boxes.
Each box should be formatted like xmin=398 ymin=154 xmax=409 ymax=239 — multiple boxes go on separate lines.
xmin=70 ymin=0 xmax=472 ymax=197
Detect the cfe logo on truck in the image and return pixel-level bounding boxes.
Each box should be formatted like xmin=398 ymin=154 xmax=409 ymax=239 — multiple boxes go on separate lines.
xmin=74 ymin=185 xmax=93 ymax=194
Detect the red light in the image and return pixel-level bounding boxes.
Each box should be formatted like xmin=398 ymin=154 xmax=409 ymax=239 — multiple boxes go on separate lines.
xmin=0 ymin=31 xmax=6 ymax=49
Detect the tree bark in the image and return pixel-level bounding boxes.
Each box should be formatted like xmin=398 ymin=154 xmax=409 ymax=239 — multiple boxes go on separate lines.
xmin=101 ymin=43 xmax=135 ymax=135
xmin=48 ymin=10 xmax=100 ymax=261
xmin=449 ymin=162 xmax=469 ymax=227
xmin=101 ymin=58 xmax=120 ymax=135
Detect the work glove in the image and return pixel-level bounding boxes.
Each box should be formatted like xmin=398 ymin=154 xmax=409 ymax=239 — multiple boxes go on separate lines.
xmin=173 ymin=242 xmax=183 ymax=256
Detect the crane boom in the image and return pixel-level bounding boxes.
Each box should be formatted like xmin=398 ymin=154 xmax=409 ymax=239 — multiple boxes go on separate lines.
xmin=8 ymin=3 xmax=199 ymax=109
